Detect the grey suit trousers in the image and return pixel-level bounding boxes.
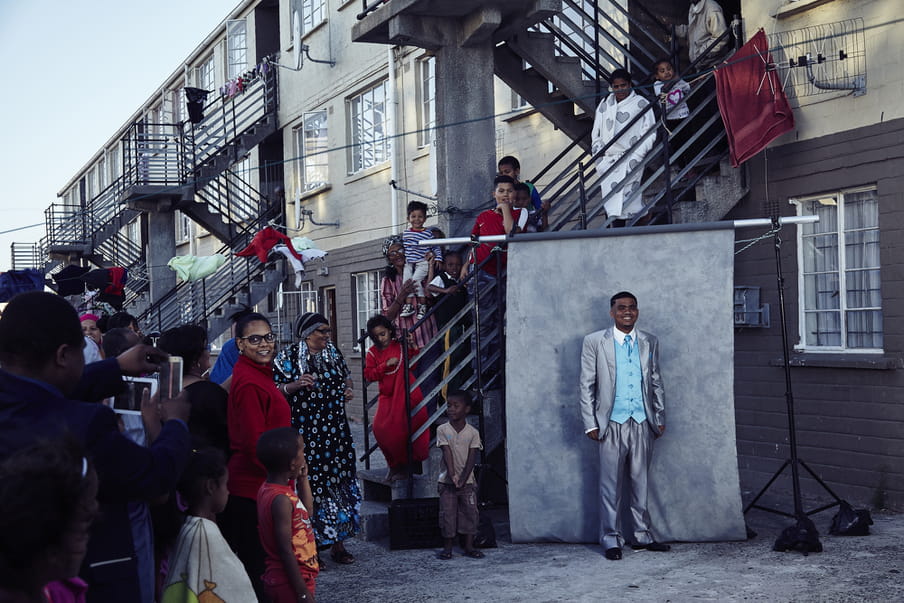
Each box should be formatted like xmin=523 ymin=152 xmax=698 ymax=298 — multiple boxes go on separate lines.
xmin=598 ymin=418 xmax=654 ymax=549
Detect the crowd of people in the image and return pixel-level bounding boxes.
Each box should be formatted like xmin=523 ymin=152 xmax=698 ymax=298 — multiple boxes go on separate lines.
xmin=0 ymin=4 xmax=736 ymax=595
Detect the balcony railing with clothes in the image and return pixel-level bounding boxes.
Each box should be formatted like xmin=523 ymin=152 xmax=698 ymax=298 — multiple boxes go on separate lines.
xmin=137 ymin=183 xmax=281 ymax=334
xmin=188 ymin=64 xmax=278 ymax=171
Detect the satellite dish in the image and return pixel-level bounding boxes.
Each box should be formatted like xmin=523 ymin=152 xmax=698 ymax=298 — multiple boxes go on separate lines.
xmin=293 ymin=11 xmax=303 ymax=70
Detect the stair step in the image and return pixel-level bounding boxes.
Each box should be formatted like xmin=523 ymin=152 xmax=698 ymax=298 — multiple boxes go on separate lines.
xmin=358 ymin=500 xmax=391 ymax=542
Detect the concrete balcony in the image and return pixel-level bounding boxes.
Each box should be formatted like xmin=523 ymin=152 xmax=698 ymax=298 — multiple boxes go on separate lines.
xmin=352 ymin=0 xmax=560 ymax=48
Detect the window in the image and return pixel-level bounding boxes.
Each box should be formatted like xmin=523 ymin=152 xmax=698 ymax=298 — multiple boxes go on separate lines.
xmin=348 ymin=80 xmax=390 ymax=174
xmin=227 ymin=19 xmax=247 ymax=80
xmin=417 ymin=56 xmax=436 ymax=147
xmin=352 ymin=270 xmax=382 ymax=351
xmin=175 ymin=210 xmax=192 ymax=242
xmin=196 ymin=54 xmax=216 ymax=91
xmin=511 ymin=89 xmax=530 ymax=111
xmin=794 ymin=187 xmax=882 ymax=351
xmin=294 ymin=110 xmax=329 ymax=193
xmin=293 ymin=0 xmax=326 ymax=38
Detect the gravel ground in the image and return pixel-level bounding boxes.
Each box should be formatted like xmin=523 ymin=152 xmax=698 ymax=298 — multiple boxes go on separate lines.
xmin=316 ymin=419 xmax=903 ymax=603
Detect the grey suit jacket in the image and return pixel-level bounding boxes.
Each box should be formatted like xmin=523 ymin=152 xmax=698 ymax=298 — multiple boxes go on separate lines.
xmin=579 ymin=327 xmax=665 ymax=437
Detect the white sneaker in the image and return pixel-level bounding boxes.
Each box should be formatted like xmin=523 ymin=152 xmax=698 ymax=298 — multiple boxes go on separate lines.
xmin=416 ymin=305 xmax=427 ymax=320
xmin=400 ymin=303 xmax=415 ymax=317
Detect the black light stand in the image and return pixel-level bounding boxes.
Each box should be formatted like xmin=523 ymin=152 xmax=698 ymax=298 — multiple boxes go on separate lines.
xmin=742 ymin=217 xmax=844 ymax=553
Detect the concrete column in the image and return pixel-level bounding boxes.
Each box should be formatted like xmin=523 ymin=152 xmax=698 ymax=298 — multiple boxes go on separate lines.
xmin=147 ymin=210 xmax=176 ymax=304
xmin=434 ymin=42 xmax=497 ymax=237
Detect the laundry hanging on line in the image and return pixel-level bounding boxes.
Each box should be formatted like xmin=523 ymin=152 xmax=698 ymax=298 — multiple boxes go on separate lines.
xmin=167 ymin=254 xmax=228 ymax=282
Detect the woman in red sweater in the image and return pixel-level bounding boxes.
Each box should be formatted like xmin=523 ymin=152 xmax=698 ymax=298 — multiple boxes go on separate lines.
xmin=220 ymin=312 xmax=290 ymax=601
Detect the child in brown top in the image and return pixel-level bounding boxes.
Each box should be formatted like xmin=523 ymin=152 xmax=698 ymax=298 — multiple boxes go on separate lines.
xmin=436 ymin=390 xmax=484 ymax=560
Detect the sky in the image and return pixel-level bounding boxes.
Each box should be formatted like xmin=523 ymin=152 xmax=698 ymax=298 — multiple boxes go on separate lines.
xmin=0 ymin=0 xmax=240 ymax=272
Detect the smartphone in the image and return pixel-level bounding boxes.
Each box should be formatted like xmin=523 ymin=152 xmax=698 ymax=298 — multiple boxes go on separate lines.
xmin=111 ymin=377 xmax=157 ymax=415
xmin=158 ymin=356 xmax=183 ymax=399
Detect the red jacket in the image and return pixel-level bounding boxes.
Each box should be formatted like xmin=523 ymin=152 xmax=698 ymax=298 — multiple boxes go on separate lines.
xmin=227 ymin=354 xmax=291 ymax=500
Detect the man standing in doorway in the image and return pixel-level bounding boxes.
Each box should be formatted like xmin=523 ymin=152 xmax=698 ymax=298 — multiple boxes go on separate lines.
xmin=579 ymin=291 xmax=670 ymax=560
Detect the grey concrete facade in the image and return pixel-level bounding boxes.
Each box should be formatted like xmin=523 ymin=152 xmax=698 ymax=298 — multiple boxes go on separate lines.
xmin=505 ymin=228 xmax=746 ymax=543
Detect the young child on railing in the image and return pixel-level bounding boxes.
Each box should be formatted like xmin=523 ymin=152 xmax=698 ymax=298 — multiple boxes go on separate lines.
xmin=364 ymin=315 xmax=430 ymax=481
xmin=401 ymin=201 xmax=443 ymax=321
xmin=653 ymin=58 xmax=693 ymax=179
xmin=426 ymin=251 xmax=471 ymax=395
xmin=436 ymin=390 xmax=484 ymax=560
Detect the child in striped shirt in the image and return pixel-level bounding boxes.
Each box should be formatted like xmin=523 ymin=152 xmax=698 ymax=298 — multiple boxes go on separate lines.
xmin=401 ymin=200 xmax=443 ymax=320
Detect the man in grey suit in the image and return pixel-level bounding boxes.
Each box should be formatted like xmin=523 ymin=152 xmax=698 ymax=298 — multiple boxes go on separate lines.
xmin=579 ymin=291 xmax=670 ymax=560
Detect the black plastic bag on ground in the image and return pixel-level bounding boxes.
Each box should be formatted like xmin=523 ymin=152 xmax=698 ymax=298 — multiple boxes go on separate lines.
xmin=829 ymin=501 xmax=874 ymax=536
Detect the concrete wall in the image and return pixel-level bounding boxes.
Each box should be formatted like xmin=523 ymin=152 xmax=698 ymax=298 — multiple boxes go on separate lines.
xmin=726 ymin=117 xmax=904 ymax=511
xmin=743 ymin=0 xmax=903 ymax=144
xmin=505 ymin=227 xmax=746 ymax=543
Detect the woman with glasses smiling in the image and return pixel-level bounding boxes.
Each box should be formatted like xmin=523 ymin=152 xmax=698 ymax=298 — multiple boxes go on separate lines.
xmin=275 ymin=311 xmax=361 ymax=567
xmin=220 ymin=312 xmax=291 ymax=600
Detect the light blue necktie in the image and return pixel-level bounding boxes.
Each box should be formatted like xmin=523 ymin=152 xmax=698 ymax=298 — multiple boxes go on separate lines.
xmin=624 ymin=334 xmax=633 ymax=356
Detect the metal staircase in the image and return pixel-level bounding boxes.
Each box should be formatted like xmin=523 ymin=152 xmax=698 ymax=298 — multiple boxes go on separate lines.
xmin=495 ymin=0 xmax=747 ymax=229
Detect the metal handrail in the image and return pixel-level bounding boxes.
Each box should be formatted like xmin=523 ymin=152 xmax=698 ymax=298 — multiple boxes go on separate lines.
xmin=357 ymin=248 xmax=504 ymax=467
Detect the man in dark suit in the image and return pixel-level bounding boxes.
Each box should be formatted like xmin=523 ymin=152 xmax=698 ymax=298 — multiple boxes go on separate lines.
xmin=579 ymin=291 xmax=670 ymax=560
xmin=0 ymin=291 xmax=191 ymax=601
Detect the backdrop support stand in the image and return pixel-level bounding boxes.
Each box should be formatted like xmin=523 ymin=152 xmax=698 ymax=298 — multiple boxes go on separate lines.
xmin=742 ymin=217 xmax=842 ymax=554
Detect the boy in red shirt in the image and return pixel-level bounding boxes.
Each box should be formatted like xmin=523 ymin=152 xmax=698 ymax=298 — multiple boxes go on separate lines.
xmin=467 ymin=175 xmax=521 ymax=383
xmin=257 ymin=427 xmax=319 ymax=602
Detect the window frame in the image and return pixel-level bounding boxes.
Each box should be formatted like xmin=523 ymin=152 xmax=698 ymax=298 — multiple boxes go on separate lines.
xmin=196 ymin=54 xmax=216 ymax=91
xmin=347 ymin=80 xmax=391 ymax=175
xmin=297 ymin=0 xmax=327 ymax=38
xmin=792 ymin=186 xmax=882 ymax=353
xmin=352 ymin=269 xmax=382 ymax=352
xmin=294 ymin=110 xmax=329 ymax=194
xmin=416 ymin=56 xmax=436 ymax=148
xmin=226 ymin=19 xmax=247 ymax=80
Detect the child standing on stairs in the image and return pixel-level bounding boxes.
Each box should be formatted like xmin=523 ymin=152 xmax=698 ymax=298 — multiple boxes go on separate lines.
xmin=401 ymin=201 xmax=443 ymax=321
xmin=436 ymin=390 xmax=484 ymax=560
xmin=653 ymin=58 xmax=694 ymax=180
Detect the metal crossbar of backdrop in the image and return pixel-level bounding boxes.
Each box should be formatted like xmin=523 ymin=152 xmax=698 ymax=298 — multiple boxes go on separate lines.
xmin=422 ymin=216 xmax=817 ymax=544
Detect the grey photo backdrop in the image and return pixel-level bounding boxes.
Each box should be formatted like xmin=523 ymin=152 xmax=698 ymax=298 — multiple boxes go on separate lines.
xmin=504 ymin=226 xmax=746 ymax=543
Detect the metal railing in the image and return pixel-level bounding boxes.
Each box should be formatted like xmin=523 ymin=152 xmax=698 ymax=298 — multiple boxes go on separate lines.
xmin=189 ymin=66 xmax=278 ymax=171
xmin=138 ymin=186 xmax=280 ymax=334
xmin=357 ymin=249 xmax=506 ymax=474
xmin=194 ymin=167 xmax=268 ymax=228
xmin=10 ymin=242 xmax=41 ymax=271
xmin=525 ymin=4 xmax=739 ymax=232
xmin=122 ymin=122 xmax=190 ymax=189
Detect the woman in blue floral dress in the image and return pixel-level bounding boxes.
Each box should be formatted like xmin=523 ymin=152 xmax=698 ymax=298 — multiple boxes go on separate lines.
xmin=274 ymin=312 xmax=361 ymax=565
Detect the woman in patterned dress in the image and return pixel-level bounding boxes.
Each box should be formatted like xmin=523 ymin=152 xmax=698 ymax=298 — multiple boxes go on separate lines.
xmin=273 ymin=312 xmax=361 ymax=565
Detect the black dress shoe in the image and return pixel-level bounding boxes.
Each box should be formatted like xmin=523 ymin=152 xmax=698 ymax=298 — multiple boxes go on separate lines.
xmin=631 ymin=541 xmax=671 ymax=552
xmin=604 ymin=547 xmax=623 ymax=560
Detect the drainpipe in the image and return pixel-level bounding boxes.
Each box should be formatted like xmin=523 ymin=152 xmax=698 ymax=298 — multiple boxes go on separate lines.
xmin=388 ymin=46 xmax=399 ymax=233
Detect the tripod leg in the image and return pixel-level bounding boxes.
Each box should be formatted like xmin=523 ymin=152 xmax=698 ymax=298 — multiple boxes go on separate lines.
xmin=743 ymin=460 xmax=790 ymax=514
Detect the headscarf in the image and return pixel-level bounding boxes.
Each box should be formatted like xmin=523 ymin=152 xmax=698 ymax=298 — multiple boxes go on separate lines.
xmin=381 ymin=235 xmax=403 ymax=258
xmin=295 ymin=312 xmax=328 ymax=341
xmin=79 ymin=313 xmax=100 ymax=323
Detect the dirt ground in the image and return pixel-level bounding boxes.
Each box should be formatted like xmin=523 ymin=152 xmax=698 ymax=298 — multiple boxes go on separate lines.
xmin=318 ymin=421 xmax=902 ymax=602
xmin=316 ymin=507 xmax=902 ymax=602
